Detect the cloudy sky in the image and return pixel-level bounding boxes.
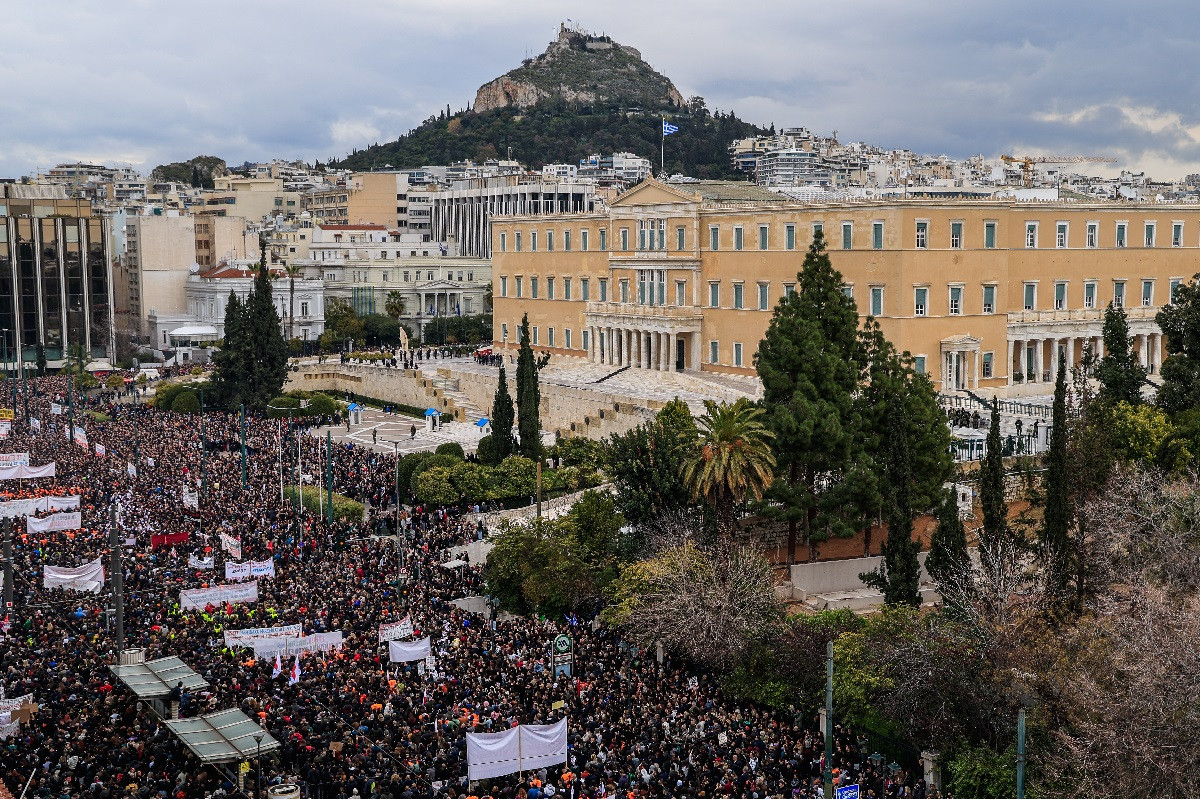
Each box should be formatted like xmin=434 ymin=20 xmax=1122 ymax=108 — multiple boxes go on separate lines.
xmin=3 ymin=0 xmax=1197 ymax=180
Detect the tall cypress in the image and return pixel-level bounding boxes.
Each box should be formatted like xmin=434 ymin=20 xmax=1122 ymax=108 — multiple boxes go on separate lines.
xmin=862 ymin=392 xmax=921 ymax=606
xmin=926 ymin=486 xmax=970 ymax=597
xmin=515 ymin=313 xmax=542 ymax=459
xmin=246 ymin=243 xmax=289 ymax=408
xmin=1096 ymin=302 xmax=1145 ymax=406
xmin=1042 ymin=351 xmax=1072 ymax=599
xmin=980 ymin=397 xmax=1008 ymax=546
xmin=213 ymin=290 xmax=249 ymax=407
xmin=490 ymin=365 xmax=515 ymax=461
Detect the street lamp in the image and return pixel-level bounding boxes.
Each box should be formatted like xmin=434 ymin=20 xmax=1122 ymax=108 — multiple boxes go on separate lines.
xmin=869 ymin=753 xmax=882 ymax=768
xmin=253 ymin=733 xmax=263 ymax=799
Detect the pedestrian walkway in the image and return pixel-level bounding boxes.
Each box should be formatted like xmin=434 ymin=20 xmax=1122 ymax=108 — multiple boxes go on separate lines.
xmin=308 ymin=406 xmax=489 ymax=456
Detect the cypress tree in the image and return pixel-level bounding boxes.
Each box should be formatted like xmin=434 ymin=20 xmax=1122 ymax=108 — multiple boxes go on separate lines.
xmin=926 ymin=486 xmax=970 ymax=596
xmin=212 ymin=290 xmax=249 ymax=408
xmin=490 ymin=365 xmax=515 ymax=461
xmin=246 ymin=244 xmax=289 ymax=409
xmin=1042 ymin=350 xmax=1072 ymax=599
xmin=980 ymin=397 xmax=1008 ymax=546
xmin=515 ymin=313 xmax=542 ymax=459
xmin=1155 ymin=277 xmax=1200 ymax=415
xmin=862 ymin=392 xmax=921 ymax=606
xmin=1096 ymin=302 xmax=1146 ymax=406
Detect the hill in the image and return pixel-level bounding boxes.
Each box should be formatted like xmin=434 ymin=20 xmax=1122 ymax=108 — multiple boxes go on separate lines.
xmin=336 ymin=25 xmax=768 ymax=179
xmin=150 ymin=155 xmax=227 ymax=187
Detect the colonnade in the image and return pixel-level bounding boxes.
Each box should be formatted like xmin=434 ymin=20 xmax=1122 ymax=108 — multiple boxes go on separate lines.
xmin=1007 ymin=331 xmax=1163 ymax=386
xmin=588 ymin=325 xmax=679 ymax=371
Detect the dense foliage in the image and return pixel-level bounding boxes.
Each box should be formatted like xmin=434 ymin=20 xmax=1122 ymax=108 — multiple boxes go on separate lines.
xmin=210 ymin=252 xmax=289 ymax=410
xmin=150 ymin=155 xmax=226 ymax=186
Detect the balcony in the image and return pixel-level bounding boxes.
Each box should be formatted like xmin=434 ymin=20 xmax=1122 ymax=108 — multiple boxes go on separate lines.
xmin=584 ymin=301 xmax=703 ymax=326
xmin=1008 ymin=305 xmax=1158 ymax=324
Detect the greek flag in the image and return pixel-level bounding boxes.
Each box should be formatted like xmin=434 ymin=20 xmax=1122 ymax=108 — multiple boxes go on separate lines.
xmin=663 ymin=120 xmax=679 ymax=136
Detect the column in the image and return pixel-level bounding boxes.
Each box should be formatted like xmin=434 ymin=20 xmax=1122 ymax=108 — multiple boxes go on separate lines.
xmin=668 ymin=332 xmax=677 ymax=372
xmin=1095 ymin=335 xmax=1104 ymax=360
xmin=1049 ymin=342 xmax=1058 ymax=384
xmin=691 ymin=333 xmax=702 ymax=372
xmin=1066 ymin=337 xmax=1075 ymax=371
xmin=660 ymin=332 xmax=670 ymax=371
xmin=606 ymin=327 xmax=614 ymax=365
xmin=650 ymin=331 xmax=659 ymax=371
xmin=1153 ymin=332 xmax=1163 ymax=373
xmin=1007 ymin=340 xmax=1015 ymax=386
xmin=973 ymin=349 xmax=980 ymax=390
xmin=624 ymin=328 xmax=633 ymax=367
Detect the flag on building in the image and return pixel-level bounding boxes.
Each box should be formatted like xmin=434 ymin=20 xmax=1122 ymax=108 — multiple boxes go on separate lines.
xmin=663 ymin=120 xmax=679 ymax=136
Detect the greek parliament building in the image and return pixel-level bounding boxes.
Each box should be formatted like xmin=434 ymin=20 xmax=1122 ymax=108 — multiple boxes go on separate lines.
xmin=0 ymin=187 xmax=115 ymax=367
xmin=490 ymin=178 xmax=1200 ymax=397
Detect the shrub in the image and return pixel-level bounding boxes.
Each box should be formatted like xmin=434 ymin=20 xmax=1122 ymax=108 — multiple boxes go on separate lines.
xmin=105 ymin=373 xmax=126 ymax=390
xmin=285 ymin=485 xmax=364 ymax=521
xmin=409 ymin=453 xmax=462 ymax=494
xmin=171 ymin=389 xmax=201 ymax=414
xmin=414 ymin=466 xmax=459 ymax=506
xmin=435 ymin=442 xmax=466 ymax=459
xmin=476 ymin=434 xmax=500 ymax=465
xmin=553 ymin=437 xmax=606 ymax=470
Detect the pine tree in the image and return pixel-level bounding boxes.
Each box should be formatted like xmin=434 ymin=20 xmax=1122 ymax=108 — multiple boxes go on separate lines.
xmin=1096 ymin=302 xmax=1146 ymax=406
xmin=1042 ymin=351 xmax=1072 ymax=599
xmin=862 ymin=393 xmax=922 ymax=606
xmin=490 ymin=365 xmax=515 ymax=462
xmin=926 ymin=486 xmax=970 ymax=596
xmin=515 ymin=313 xmax=542 ymax=459
xmin=980 ymin=397 xmax=1008 ymax=545
xmin=756 ymin=230 xmax=872 ymax=562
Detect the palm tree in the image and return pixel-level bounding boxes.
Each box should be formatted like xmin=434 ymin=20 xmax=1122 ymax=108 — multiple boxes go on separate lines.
xmin=683 ymin=397 xmax=776 ymax=536
xmin=284 ymin=263 xmax=302 ymax=340
xmin=385 ymin=291 xmax=406 ymax=320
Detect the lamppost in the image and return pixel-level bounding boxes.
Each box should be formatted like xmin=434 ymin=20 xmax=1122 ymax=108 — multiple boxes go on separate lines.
xmin=253 ymin=732 xmax=263 ymax=799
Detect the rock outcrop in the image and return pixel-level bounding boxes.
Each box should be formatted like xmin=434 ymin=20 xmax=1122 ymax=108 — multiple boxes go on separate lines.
xmin=473 ymin=24 xmax=685 ymax=113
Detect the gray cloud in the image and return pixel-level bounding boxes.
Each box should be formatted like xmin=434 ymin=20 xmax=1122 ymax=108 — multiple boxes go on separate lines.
xmin=1 ymin=0 xmax=1196 ymax=179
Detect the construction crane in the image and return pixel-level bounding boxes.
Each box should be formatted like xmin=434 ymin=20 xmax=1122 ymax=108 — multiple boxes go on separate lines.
xmin=1001 ymin=155 xmax=1117 ymax=188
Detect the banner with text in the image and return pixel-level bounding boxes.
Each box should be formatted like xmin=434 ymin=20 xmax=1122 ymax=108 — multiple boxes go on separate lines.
xmin=378 ymin=617 xmax=414 ymax=642
xmin=188 ymin=554 xmax=215 ymax=570
xmin=44 ymin=557 xmax=105 ymax=593
xmin=388 ymin=637 xmax=432 ymax=663
xmin=225 ymin=558 xmax=275 ymax=581
xmin=151 ymin=531 xmax=188 ymax=550
xmin=224 ymin=624 xmax=303 ymax=648
xmin=0 ymin=495 xmax=80 ymax=519
xmin=180 ymin=581 xmax=259 ymax=611
xmin=220 ymin=533 xmax=241 ymax=560
xmin=251 ymin=631 xmax=343 ymax=658
xmin=0 ymin=463 xmax=55 ymax=481
xmin=0 ymin=453 xmax=30 ymax=468
xmin=27 ymin=511 xmax=82 ymax=534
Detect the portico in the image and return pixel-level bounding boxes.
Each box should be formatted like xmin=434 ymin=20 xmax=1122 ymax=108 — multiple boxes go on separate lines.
xmin=584 ymin=301 xmax=702 ymax=372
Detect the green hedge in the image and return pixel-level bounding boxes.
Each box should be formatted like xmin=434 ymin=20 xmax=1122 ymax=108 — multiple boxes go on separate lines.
xmin=311 ymin=390 xmax=445 ymax=423
xmin=266 ymin=391 xmax=340 ymax=419
xmin=285 ymin=485 xmax=364 ymax=521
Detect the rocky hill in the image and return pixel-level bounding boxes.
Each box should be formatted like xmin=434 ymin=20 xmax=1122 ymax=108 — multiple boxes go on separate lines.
xmin=473 ymin=24 xmax=684 ymax=113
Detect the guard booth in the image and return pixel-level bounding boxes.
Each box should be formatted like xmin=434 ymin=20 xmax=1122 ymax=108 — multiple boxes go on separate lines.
xmin=347 ymin=403 xmax=363 ymax=426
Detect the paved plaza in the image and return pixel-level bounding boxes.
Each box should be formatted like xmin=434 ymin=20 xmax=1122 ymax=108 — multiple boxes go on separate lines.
xmin=307 ymin=405 xmax=555 ymax=456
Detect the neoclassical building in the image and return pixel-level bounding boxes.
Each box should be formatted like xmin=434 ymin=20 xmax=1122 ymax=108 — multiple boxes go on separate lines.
xmin=490 ymin=179 xmax=1195 ymax=396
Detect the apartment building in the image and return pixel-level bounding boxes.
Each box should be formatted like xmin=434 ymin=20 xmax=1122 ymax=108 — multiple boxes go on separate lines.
xmin=491 ymin=178 xmax=1200 ymax=397
xmin=301 ymin=172 xmax=414 ymax=229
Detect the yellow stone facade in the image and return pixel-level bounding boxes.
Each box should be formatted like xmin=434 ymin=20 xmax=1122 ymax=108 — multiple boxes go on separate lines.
xmin=491 ymin=179 xmax=1200 ymax=396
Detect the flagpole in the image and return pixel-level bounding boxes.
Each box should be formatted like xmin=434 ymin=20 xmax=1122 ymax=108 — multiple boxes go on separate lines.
xmin=661 ymin=117 xmax=665 ymax=176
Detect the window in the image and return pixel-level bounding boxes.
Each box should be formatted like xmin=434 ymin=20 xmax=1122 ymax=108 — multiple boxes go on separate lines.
xmin=300 ymin=301 xmax=309 ymax=317
xmin=1142 ymin=280 xmax=1154 ymax=307
xmin=873 ymin=221 xmax=884 ymax=250
xmin=1171 ymin=222 xmax=1183 ymax=247
xmin=870 ymin=286 xmax=883 ymax=316
xmin=383 ymin=272 xmax=389 ymax=283
xmin=759 ymin=225 xmax=769 ymax=250
xmin=758 ymin=283 xmax=769 ymax=311
xmin=1055 ymin=282 xmax=1067 ymax=310
xmin=564 ymin=230 xmax=571 ymax=251
xmin=581 ymin=230 xmax=589 ymax=251
xmin=839 ymin=284 xmax=850 ymax=300
xmin=983 ymin=285 xmax=996 ymax=314
xmin=599 ymin=228 xmax=607 ymax=250
xmin=709 ymin=282 xmax=720 ymax=307
xmin=500 ymin=276 xmax=508 ymax=297
xmin=915 ymin=221 xmax=928 ymax=249
xmin=984 ymin=221 xmax=997 ymax=249
xmin=813 ymin=222 xmax=824 ymax=240
xmin=982 ymin=352 xmax=994 ymax=379
xmin=599 ymin=278 xmax=608 ymax=302
xmin=515 ymin=231 xmax=522 ymax=252
xmin=532 ymin=326 xmax=539 ymax=345
xmin=657 ymin=221 xmax=665 ymax=250
xmin=1145 ymin=222 xmax=1156 ymax=247
xmin=1025 ymin=222 xmax=1038 ymax=248
xmin=516 ymin=324 xmax=525 ymax=343
xmin=1084 ymin=281 xmax=1097 ymax=309
xmin=501 ymin=323 xmax=508 ymax=341
xmin=620 ymin=228 xmax=629 ymax=251
xmin=548 ymin=328 xmax=555 ymax=347
xmin=581 ymin=278 xmax=590 ymax=301
xmin=676 ymin=280 xmax=686 ymax=306
xmin=620 ymin=280 xmax=629 ymax=303
xmin=516 ymin=276 xmax=524 ymax=298
xmin=785 ymin=224 xmax=796 ymax=250
xmin=531 ymin=231 xmax=538 ymax=251
xmin=530 ymin=276 xmax=539 ymax=299
xmin=709 ymin=226 xmax=719 ymax=251
xmin=949 ymin=285 xmax=963 ymax=315
xmin=734 ymin=226 xmax=744 ymax=251
xmin=951 ymin=221 xmax=963 ymax=249
xmin=709 ymin=341 xmax=719 ymax=364
xmin=676 ymin=226 xmax=685 ymax=250
xmin=500 ymin=232 xmax=507 ymax=252
xmin=841 ymin=222 xmax=853 ymax=250
xmin=1086 ymin=222 xmax=1098 ymax=248
xmin=1116 ymin=222 xmax=1127 ymax=248
xmin=1170 ymin=278 xmax=1181 ymax=304
xmin=582 ymin=329 xmax=589 ymax=351
xmin=638 ymin=224 xmax=647 ymax=251
xmin=565 ymin=329 xmax=572 ymax=349
xmin=914 ymin=287 xmax=928 ymax=316
xmin=1023 ymin=283 xmax=1036 ymax=310
xmin=563 ymin=277 xmax=572 ymax=300
xmin=733 ymin=283 xmax=744 ymax=309
xmin=1056 ymin=222 xmax=1068 ymax=248
xmin=546 ymin=276 xmax=554 ymax=299
xmin=914 ymin=356 xmax=926 ymax=375
xmin=1113 ymin=281 xmax=1126 ymax=308
xmin=733 ymin=342 xmax=744 ymax=367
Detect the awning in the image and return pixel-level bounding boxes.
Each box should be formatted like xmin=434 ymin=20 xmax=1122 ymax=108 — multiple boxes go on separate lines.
xmin=109 ymin=656 xmax=210 ymax=700
xmin=168 ymin=325 xmax=219 ymax=339
xmin=163 ymin=709 xmax=280 ymax=764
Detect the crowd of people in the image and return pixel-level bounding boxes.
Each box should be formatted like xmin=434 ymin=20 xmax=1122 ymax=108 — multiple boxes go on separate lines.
xmin=0 ymin=373 xmax=928 ymax=799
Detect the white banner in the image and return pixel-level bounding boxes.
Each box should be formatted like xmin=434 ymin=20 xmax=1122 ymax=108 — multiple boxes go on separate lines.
xmin=0 ymin=719 xmax=19 ymax=739
xmin=29 ymin=418 xmax=39 ymax=432
xmin=224 ymin=624 xmax=303 ymax=648
xmin=44 ymin=557 xmax=105 ymax=593
xmin=182 ymin=489 xmax=198 ymax=510
xmin=466 ymin=720 xmax=568 ymax=782
xmin=389 ymin=637 xmax=431 ymax=663
xmin=0 ymin=694 xmax=33 ymax=714
xmin=50 ymin=403 xmax=62 ymax=415
xmin=188 ymin=554 xmax=214 ymax=570
xmin=0 ymin=422 xmax=9 ymax=440
xmin=73 ymin=427 xmax=87 ymax=448
xmin=27 ymin=511 xmax=82 ymax=534
xmin=127 ymin=462 xmax=136 ymax=478
xmin=94 ymin=444 xmax=105 ymax=458
xmin=0 ymin=495 xmax=79 ymax=519
xmin=251 ymin=631 xmax=342 ymax=658
xmin=378 ymin=617 xmax=414 ymax=642
xmin=220 ymin=532 xmax=241 ymax=559
xmin=180 ymin=581 xmax=259 ymax=611
xmin=224 ymin=558 xmax=274 ymax=581
xmin=0 ymin=453 xmax=28 ymax=468
xmin=0 ymin=463 xmax=55 ymax=481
